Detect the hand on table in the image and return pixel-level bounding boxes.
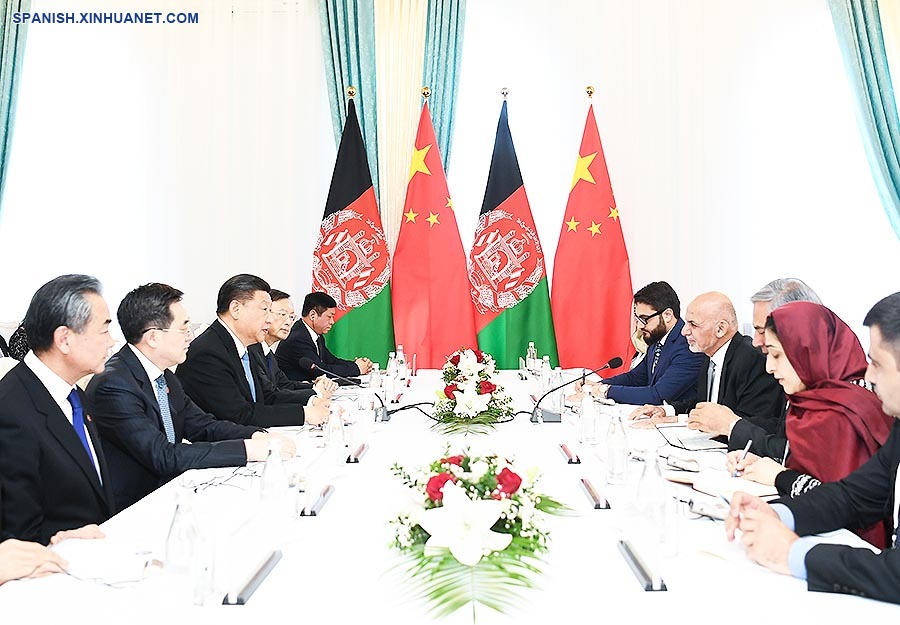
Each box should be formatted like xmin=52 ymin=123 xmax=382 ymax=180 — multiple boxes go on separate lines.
xmin=0 ymin=539 xmax=68 ymax=584
xmin=250 ymin=432 xmax=296 ymax=458
xmin=355 ymin=358 xmax=373 ymax=375
xmin=725 ymin=492 xmax=795 ymax=575
xmin=314 ymin=375 xmax=338 ymax=398
xmin=726 ymin=451 xmax=783 ymax=485
xmin=49 ymin=524 xmax=104 ymax=545
xmin=687 ymin=402 xmax=738 ymax=436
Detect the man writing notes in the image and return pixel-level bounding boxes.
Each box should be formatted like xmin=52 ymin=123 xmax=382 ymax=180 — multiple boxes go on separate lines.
xmin=249 ymin=289 xmax=337 ymax=404
xmin=584 ymin=281 xmax=706 ymax=405
xmin=687 ymin=278 xmax=821 ymax=454
xmin=0 ymin=275 xmax=116 ymax=543
xmin=176 ymin=275 xmax=327 ymax=428
xmin=726 ymin=292 xmax=900 ymax=605
xmin=277 ymin=291 xmax=373 ymax=382
xmin=87 ymin=283 xmax=295 ymax=511
xmin=629 ymin=292 xmax=784 ymax=432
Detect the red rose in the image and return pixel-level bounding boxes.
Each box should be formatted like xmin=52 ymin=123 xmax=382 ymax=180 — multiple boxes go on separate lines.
xmin=450 ymin=354 xmax=461 ymax=366
xmin=495 ymin=468 xmax=522 ymax=497
xmin=473 ymin=349 xmax=485 ymax=363
xmin=478 ymin=380 xmax=497 ymax=395
xmin=440 ymin=455 xmax=464 ymax=466
xmin=426 ymin=473 xmax=457 ymax=501
xmin=444 ymin=383 xmax=458 ymax=398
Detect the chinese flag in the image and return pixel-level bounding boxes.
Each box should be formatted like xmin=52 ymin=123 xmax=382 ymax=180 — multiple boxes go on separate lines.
xmin=551 ymin=104 xmax=632 ymax=373
xmin=391 ymin=101 xmax=477 ymax=368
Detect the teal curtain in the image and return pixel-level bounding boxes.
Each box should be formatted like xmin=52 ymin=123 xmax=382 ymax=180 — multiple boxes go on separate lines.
xmin=422 ymin=0 xmax=466 ymax=173
xmin=828 ymin=0 xmax=900 ymax=239
xmin=0 ymin=0 xmax=30 ymax=216
xmin=319 ymin=0 xmax=379 ymax=201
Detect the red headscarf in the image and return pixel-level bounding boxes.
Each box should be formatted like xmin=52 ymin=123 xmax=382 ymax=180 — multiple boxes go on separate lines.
xmin=772 ymin=302 xmax=891 ymax=479
xmin=771 ymin=302 xmax=892 ymax=546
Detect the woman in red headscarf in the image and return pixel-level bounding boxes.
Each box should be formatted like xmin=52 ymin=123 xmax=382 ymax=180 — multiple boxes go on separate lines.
xmin=726 ymin=301 xmax=892 ymax=547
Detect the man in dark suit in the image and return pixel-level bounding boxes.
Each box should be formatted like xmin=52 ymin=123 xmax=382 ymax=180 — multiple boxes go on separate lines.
xmin=277 ymin=291 xmax=373 ymax=382
xmin=629 ymin=292 xmax=784 ymax=434
xmin=0 ymin=275 xmax=116 ymax=543
xmin=250 ymin=289 xmax=338 ymax=404
xmin=682 ymin=278 xmax=821 ymax=455
xmin=87 ymin=283 xmax=295 ymax=511
xmin=726 ymin=292 xmax=900 ymax=605
xmin=583 ymin=281 xmax=706 ymax=405
xmin=176 ymin=274 xmax=328 ymax=428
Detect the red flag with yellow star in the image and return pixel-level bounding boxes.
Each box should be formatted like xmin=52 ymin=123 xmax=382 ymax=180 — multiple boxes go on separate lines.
xmin=551 ymin=104 xmax=632 ymax=372
xmin=391 ymin=101 xmax=477 ymax=368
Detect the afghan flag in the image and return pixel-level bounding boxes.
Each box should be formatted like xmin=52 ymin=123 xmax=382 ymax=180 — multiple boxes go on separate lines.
xmin=311 ymin=97 xmax=394 ymax=365
xmin=551 ymin=104 xmax=632 ymax=373
xmin=392 ymin=101 xmax=477 ymax=368
xmin=468 ymin=101 xmax=558 ymax=369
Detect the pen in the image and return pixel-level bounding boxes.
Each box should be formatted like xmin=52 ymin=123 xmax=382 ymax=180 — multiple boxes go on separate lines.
xmin=732 ymin=439 xmax=752 ymax=477
xmin=781 ymin=440 xmax=790 ymax=467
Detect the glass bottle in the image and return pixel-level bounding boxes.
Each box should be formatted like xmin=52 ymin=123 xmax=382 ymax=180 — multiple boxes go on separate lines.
xmin=395 ymin=345 xmax=408 ymax=381
xmin=606 ymin=414 xmax=627 ymax=485
xmin=165 ymin=488 xmax=199 ymax=576
xmin=526 ymin=341 xmax=537 ymax=372
xmin=580 ymin=390 xmax=598 ymax=445
xmin=549 ymin=367 xmax=564 ymax=413
xmin=540 ymin=355 xmax=552 ymax=393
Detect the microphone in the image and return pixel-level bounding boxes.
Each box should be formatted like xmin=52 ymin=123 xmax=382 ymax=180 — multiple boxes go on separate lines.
xmin=298 ymin=357 xmax=390 ymax=422
xmin=530 ymin=356 xmax=623 ymax=423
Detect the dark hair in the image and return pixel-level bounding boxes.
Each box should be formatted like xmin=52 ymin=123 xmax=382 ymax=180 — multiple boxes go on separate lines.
xmin=633 ymin=281 xmax=681 ymax=319
xmin=24 ymin=274 xmax=103 ymax=354
xmin=764 ymin=314 xmax=778 ymax=336
xmin=118 ymin=283 xmax=184 ymax=345
xmin=216 ymin=274 xmax=271 ymax=315
xmin=864 ymin=292 xmax=900 ymax=364
xmin=270 ymin=289 xmax=291 ymax=303
xmin=302 ymin=292 xmax=337 ymax=317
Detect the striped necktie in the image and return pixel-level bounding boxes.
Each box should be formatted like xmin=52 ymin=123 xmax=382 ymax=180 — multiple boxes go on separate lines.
xmin=154 ymin=374 xmax=177 ymax=444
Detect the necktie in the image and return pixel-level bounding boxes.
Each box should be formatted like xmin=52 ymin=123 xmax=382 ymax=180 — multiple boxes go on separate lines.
xmin=67 ymin=389 xmax=97 ymax=470
xmin=893 ymin=464 xmax=900 ymax=548
xmin=154 ymin=374 xmax=177 ymax=444
xmin=650 ymin=343 xmax=662 ymax=377
xmin=266 ymin=351 xmax=275 ymax=376
xmin=706 ymin=360 xmax=717 ymax=402
xmin=241 ymin=351 xmax=257 ymax=402
xmin=316 ymin=336 xmax=323 ymax=357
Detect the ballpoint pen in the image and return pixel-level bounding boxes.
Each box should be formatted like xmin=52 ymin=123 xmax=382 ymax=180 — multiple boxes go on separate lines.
xmin=732 ymin=439 xmax=752 ymax=477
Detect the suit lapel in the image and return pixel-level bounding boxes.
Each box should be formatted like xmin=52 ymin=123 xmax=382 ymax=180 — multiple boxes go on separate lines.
xmin=18 ymin=368 xmax=107 ymax=504
xmin=119 ymin=346 xmax=171 ymax=437
xmin=212 ymin=321 xmax=255 ymax=402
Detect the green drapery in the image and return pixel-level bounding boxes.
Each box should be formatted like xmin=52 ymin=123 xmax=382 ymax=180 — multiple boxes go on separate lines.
xmin=318 ymin=0 xmax=380 ymax=201
xmin=828 ymin=0 xmax=900 ymax=239
xmin=422 ymin=0 xmax=466 ymax=173
xmin=0 ymin=0 xmax=30 ymax=216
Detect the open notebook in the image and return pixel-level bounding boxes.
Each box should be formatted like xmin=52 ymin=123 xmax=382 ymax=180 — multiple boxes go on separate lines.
xmin=656 ymin=424 xmax=727 ymax=451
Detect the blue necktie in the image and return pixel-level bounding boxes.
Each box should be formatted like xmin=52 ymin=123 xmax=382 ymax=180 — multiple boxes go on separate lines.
xmin=241 ymin=351 xmax=257 ymax=401
xmin=67 ymin=389 xmax=97 ymax=470
xmin=154 ymin=374 xmax=177 ymax=444
xmin=650 ymin=343 xmax=662 ymax=377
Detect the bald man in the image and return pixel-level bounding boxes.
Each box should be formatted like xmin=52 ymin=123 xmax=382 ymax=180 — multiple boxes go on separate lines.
xmin=630 ymin=292 xmax=784 ymax=437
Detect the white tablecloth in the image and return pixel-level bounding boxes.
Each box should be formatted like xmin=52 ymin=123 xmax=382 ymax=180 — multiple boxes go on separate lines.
xmin=1 ymin=370 xmax=895 ymax=622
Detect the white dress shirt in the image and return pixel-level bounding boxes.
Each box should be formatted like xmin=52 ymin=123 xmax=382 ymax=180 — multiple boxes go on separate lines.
xmin=24 ymin=351 xmax=102 ymax=482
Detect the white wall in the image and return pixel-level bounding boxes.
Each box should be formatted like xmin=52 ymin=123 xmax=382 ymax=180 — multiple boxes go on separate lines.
xmin=0 ymin=0 xmax=896 ymax=346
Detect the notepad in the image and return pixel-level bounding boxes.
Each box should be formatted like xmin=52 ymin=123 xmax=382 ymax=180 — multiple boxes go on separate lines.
xmin=656 ymin=424 xmax=727 ymax=451
xmin=691 ymin=469 xmax=778 ymax=499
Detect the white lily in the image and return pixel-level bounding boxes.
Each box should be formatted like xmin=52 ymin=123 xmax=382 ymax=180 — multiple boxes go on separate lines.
xmin=418 ymin=482 xmax=512 ymax=566
xmin=457 ymin=349 xmax=486 ymax=378
xmin=452 ymin=383 xmax=492 ymax=418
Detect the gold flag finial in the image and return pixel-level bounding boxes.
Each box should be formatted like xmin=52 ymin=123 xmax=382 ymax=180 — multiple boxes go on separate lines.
xmin=501 ymin=87 xmax=509 ymax=100
xmin=347 ymin=85 xmax=357 ymax=99
xmin=586 ymin=85 xmax=594 ymax=98
xmin=422 ymin=86 xmax=431 ymax=99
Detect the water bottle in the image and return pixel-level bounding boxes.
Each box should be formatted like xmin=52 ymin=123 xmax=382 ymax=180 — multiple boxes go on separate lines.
xmin=166 ymin=489 xmax=199 ymax=575
xmin=549 ymin=367 xmax=564 ymax=412
xmin=369 ymin=363 xmax=381 ymax=389
xmin=526 ymin=341 xmax=538 ymax=372
xmin=606 ymin=414 xmax=627 ymax=485
xmin=540 ymin=356 xmax=552 ymax=393
xmin=580 ymin=391 xmax=598 ymax=445
xmin=385 ymin=352 xmax=397 ymax=403
xmin=261 ymin=439 xmax=288 ymax=506
xmin=396 ymin=345 xmax=408 ymax=382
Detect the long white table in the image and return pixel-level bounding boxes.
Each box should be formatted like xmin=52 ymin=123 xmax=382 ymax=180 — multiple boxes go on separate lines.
xmin=2 ymin=371 xmax=897 ymax=622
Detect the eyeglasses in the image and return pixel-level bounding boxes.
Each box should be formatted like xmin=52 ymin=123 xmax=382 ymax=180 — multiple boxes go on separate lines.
xmin=273 ymin=311 xmax=297 ymax=323
xmin=142 ymin=326 xmax=194 ymax=337
xmin=634 ymin=309 xmax=664 ymax=326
